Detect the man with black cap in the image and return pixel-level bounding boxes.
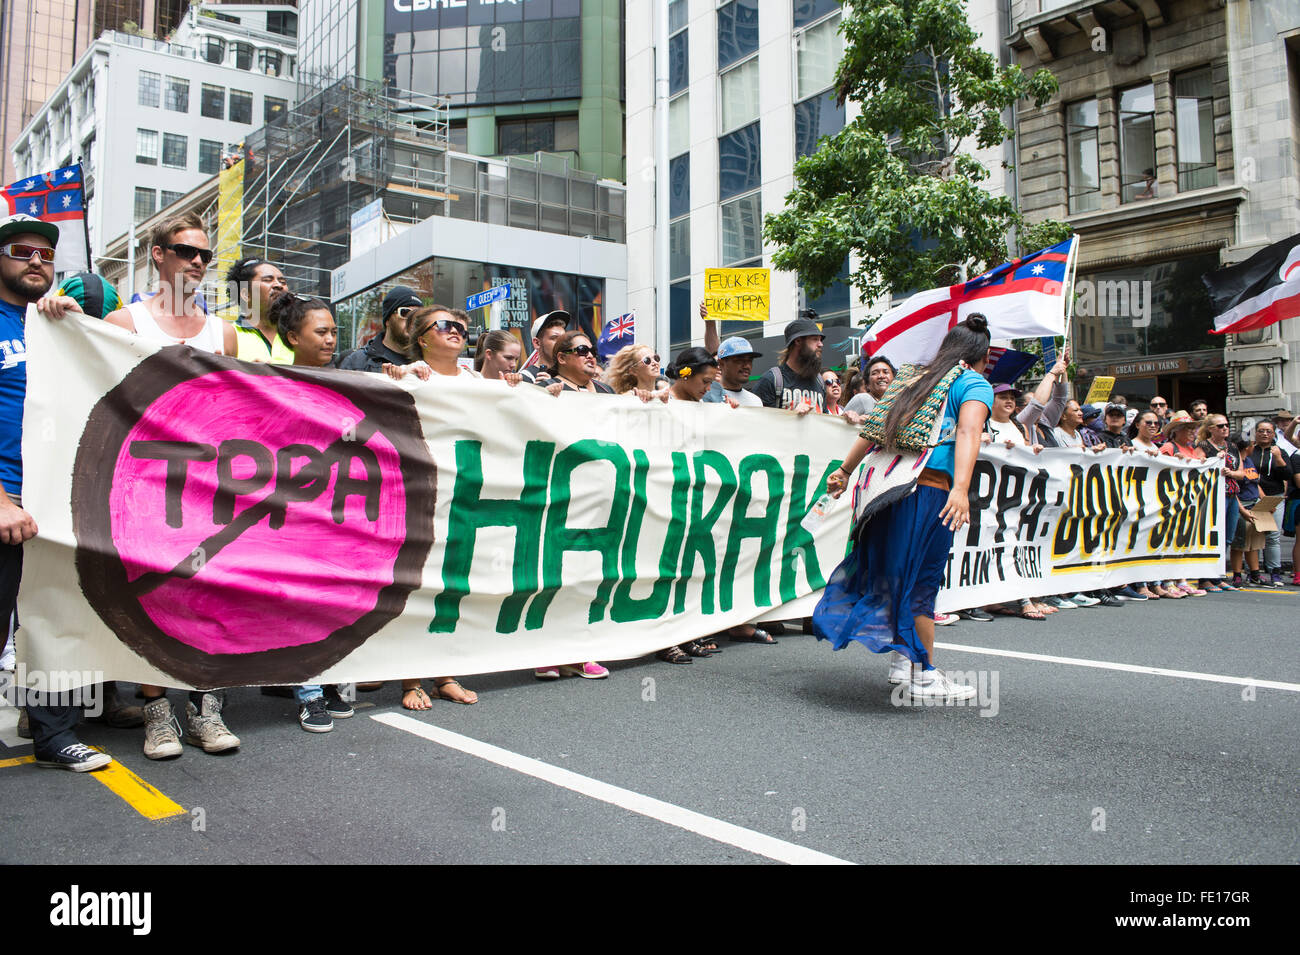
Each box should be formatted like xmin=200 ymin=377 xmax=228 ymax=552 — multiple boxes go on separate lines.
xmin=702 ymin=336 xmax=763 ymax=406
xmin=519 ymin=309 xmax=570 ymax=383
xmin=752 ymin=314 xmax=825 ymax=413
xmin=1096 ymin=403 xmax=1131 ymax=450
xmin=341 ymin=285 xmax=422 ymax=373
xmin=0 ymin=213 xmax=113 ymax=772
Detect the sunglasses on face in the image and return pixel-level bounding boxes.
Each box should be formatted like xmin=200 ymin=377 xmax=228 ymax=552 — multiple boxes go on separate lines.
xmin=641 ymin=354 xmax=661 ymax=365
xmin=394 ymin=306 xmax=418 ymax=319
xmin=1150 ymin=402 xmax=1166 ymax=408
xmin=422 ymin=319 xmax=466 ymax=338
xmin=0 ymin=243 xmax=55 ymax=263
xmin=561 ymin=344 xmax=595 ymax=357
xmin=824 ymin=377 xmax=841 ymax=385
xmin=164 ymin=242 xmax=213 ymax=265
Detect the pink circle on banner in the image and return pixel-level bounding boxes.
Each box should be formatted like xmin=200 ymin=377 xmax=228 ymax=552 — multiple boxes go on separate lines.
xmin=109 ymin=370 xmax=407 ymax=656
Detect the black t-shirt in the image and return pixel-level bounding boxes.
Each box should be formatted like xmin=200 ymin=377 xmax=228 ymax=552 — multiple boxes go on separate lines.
xmin=751 ymin=362 xmax=825 ymax=412
xmin=1248 ymin=446 xmax=1293 ymax=497
xmin=1097 ymin=429 xmax=1128 ymax=449
xmin=340 ymin=336 xmax=411 ymax=373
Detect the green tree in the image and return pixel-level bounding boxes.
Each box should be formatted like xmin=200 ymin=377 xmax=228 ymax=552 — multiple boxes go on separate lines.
xmin=765 ymin=0 xmax=1071 ymax=306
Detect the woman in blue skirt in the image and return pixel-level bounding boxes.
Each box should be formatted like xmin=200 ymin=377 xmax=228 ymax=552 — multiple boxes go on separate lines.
xmin=813 ymin=315 xmax=993 ymax=702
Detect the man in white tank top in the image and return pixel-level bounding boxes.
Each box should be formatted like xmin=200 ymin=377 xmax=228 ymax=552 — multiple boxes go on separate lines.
xmin=104 ymin=213 xmax=237 ymax=357
xmin=103 ymin=213 xmax=241 ymax=759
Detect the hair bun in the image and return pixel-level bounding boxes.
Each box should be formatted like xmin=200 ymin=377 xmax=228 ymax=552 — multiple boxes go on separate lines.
xmin=962 ymin=313 xmax=989 ymax=334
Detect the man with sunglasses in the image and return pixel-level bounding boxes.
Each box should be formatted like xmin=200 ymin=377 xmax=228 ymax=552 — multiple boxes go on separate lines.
xmin=103 ymin=213 xmax=237 ymax=358
xmin=341 ymin=285 xmax=421 ymax=373
xmin=0 ymin=214 xmax=114 ymax=772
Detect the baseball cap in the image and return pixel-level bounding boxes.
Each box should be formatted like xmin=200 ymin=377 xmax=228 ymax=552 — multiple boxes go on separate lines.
xmin=716 ymin=336 xmax=762 ymax=360
xmin=1105 ymin=403 xmax=1126 ymax=415
xmin=531 ymin=309 xmax=570 ymax=340
xmin=0 ymin=213 xmax=59 ymax=248
xmin=382 ymin=285 xmax=423 ymax=320
xmin=1081 ymin=403 xmax=1103 ymax=420
xmin=783 ymin=317 xmax=823 ymax=345
xmin=992 ymin=383 xmax=1020 ymax=396
xmin=55 ymin=272 xmax=122 ymax=320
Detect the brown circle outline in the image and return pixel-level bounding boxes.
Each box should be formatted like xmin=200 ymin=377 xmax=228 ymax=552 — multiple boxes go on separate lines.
xmin=71 ymin=347 xmax=436 ymax=688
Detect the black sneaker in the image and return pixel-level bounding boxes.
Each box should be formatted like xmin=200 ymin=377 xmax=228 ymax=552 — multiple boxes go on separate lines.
xmin=298 ymin=697 xmax=333 ymax=733
xmin=35 ymin=743 xmax=112 ymax=772
xmin=322 ymin=685 xmax=354 ymax=719
xmin=957 ymin=608 xmax=995 ymax=622
xmin=1096 ymin=592 xmax=1124 ymax=607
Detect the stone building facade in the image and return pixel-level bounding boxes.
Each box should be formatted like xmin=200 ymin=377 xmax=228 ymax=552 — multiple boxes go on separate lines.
xmin=1009 ymin=0 xmax=1299 ymax=427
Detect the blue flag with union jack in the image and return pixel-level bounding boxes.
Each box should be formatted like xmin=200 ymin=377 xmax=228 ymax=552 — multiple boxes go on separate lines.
xmin=3 ymin=163 xmax=91 ymax=272
xmin=596 ymin=311 xmax=636 ymax=362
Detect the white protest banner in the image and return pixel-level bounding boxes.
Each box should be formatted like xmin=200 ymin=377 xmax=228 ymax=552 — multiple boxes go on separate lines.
xmin=18 ymin=311 xmax=852 ymax=691
xmin=937 ymin=444 xmax=1224 ymax=610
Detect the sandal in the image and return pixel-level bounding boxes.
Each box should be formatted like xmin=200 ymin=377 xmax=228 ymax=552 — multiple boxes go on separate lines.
xmin=730 ymin=626 xmax=777 ymax=645
xmin=432 ymin=678 xmax=477 ymax=705
xmin=1017 ymin=600 xmax=1046 ymax=621
xmin=401 ymin=684 xmax=433 ymax=710
xmin=657 ymin=645 xmax=692 ymax=665
xmin=682 ymin=640 xmax=714 ymax=657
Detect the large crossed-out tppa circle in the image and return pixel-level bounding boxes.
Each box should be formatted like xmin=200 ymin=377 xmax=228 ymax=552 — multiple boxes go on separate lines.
xmin=71 ymin=348 xmax=436 ymax=688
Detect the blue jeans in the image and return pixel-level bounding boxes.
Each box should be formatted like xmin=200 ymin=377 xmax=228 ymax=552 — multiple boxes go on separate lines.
xmin=294 ymin=685 xmax=323 ymax=703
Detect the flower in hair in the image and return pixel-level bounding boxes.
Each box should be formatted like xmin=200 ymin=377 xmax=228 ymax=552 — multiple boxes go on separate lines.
xmin=679 ymin=367 xmax=693 ymax=378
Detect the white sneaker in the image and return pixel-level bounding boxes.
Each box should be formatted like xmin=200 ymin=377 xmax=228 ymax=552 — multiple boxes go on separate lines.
xmin=933 ymin=612 xmax=959 ymax=627
xmin=142 ymin=697 xmax=183 ymax=760
xmin=907 ymin=668 xmax=977 ymax=702
xmin=887 ymin=654 xmax=912 ymax=685
xmin=1070 ymin=593 xmax=1099 ymax=607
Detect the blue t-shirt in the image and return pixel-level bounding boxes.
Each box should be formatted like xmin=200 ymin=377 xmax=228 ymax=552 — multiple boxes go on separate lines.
xmin=0 ymin=300 xmax=27 ymax=495
xmin=925 ymin=369 xmax=993 ymax=479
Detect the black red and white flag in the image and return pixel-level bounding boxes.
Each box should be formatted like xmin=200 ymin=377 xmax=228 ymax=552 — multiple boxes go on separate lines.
xmin=1203 ymin=233 xmax=1300 ymax=335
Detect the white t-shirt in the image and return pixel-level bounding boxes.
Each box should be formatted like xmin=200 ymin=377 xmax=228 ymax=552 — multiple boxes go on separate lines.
xmin=1052 ymin=426 xmax=1084 ymax=448
xmin=988 ymin=418 xmax=1026 ymax=446
xmin=722 ymin=387 xmax=763 ymax=407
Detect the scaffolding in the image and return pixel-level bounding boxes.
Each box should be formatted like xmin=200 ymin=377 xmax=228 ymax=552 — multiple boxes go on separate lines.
xmin=238 ymin=76 xmax=450 ymax=297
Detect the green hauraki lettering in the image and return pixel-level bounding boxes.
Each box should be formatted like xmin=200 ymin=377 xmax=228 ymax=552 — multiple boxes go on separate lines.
xmin=610 ymin=450 xmax=689 ymax=623
xmin=673 ymin=450 xmax=738 ymax=615
xmin=720 ymin=454 xmax=784 ymax=611
xmin=524 ymin=439 xmax=632 ymax=629
xmin=778 ymin=454 xmax=836 ymax=601
xmin=429 ymin=439 xmax=554 ymax=634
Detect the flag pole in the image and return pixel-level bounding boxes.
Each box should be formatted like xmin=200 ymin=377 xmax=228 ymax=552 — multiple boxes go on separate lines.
xmin=1061 ymin=235 xmax=1080 ymax=358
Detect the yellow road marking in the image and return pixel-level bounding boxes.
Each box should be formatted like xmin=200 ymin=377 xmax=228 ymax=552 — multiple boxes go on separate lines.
xmin=0 ymin=754 xmax=35 ymax=769
xmin=87 ymin=748 xmax=186 ymax=821
xmin=1239 ymin=588 xmax=1298 ymax=595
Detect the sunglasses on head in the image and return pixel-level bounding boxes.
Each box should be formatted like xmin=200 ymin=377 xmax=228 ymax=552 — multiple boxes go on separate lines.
xmin=422 ymin=319 xmax=466 ymax=338
xmin=562 ymin=344 xmax=595 ymax=357
xmin=641 ymin=354 xmax=661 ymax=365
xmin=164 ymin=242 xmax=213 ymax=265
xmin=0 ymin=243 xmax=55 ymax=263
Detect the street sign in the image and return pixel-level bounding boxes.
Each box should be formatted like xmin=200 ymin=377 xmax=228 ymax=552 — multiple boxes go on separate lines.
xmin=466 ymin=284 xmax=510 ymax=311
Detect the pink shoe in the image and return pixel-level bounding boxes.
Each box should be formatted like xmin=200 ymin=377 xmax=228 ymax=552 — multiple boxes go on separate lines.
xmin=534 ymin=666 xmax=561 ymax=680
xmin=560 ymin=662 xmax=609 ymax=679
xmin=933 ymin=612 xmax=959 ymax=626
xmin=1178 ymin=584 xmax=1207 ymax=596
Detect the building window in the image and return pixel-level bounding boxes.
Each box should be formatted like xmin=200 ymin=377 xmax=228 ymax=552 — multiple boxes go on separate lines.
xmin=794 ymin=90 xmax=845 ymax=158
xmin=135 ymin=129 xmax=159 ymax=165
xmin=201 ymin=36 xmax=225 ymax=64
xmin=670 ymin=218 xmax=691 ymax=283
xmin=497 ymin=115 xmax=579 ymax=156
xmin=449 ymin=121 xmax=468 ymax=152
xmin=134 ymin=187 xmax=156 ymax=223
xmin=669 ymin=32 xmax=688 ymax=97
xmin=160 ymin=190 xmax=185 ymax=209
xmin=1119 ymin=83 xmax=1156 ymax=203
xmin=201 ymin=84 xmax=225 ymax=120
xmin=264 ymin=96 xmax=287 ymax=124
xmin=670 ymin=279 xmax=692 ymax=349
xmin=720 ymin=55 xmax=760 ymax=133
xmin=719 ymin=121 xmax=761 ymax=200
xmin=1175 ymin=68 xmax=1217 ymax=192
xmin=231 ymin=41 xmax=254 ymax=71
xmin=795 ymin=12 xmax=842 ymax=100
xmin=199 ymin=139 xmax=223 ymax=175
xmin=258 ymin=49 xmax=283 ymax=76
xmin=1066 ymin=99 xmax=1101 ymax=213
xmin=717 ymin=0 xmax=759 ymax=71
xmin=138 ymin=71 xmax=161 ymax=108
xmin=669 ymin=94 xmax=689 ymax=155
xmin=229 ymin=90 xmax=253 ymax=124
xmin=669 ymin=153 xmax=690 ymax=219
xmin=794 ymin=0 xmax=840 ymax=30
xmin=720 ymin=192 xmax=762 ymax=264
xmin=164 ymin=76 xmax=189 ymax=112
xmin=267 ymin=11 xmax=297 ymax=37
xmin=162 ymin=133 xmax=186 ymax=169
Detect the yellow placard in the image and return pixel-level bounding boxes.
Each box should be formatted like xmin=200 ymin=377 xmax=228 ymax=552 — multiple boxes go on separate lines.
xmin=1084 ymin=376 xmax=1115 ymax=405
xmin=704 ymin=268 xmax=770 ymax=322
xmin=215 ymin=159 xmax=244 ymax=318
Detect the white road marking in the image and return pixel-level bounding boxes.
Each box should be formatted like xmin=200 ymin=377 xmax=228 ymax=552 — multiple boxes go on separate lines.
xmin=372 ymin=712 xmax=854 ymax=865
xmin=935 ymin=642 xmax=1300 ymax=693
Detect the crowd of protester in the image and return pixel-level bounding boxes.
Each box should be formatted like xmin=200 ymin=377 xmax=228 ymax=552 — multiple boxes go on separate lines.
xmin=1 ymin=210 xmax=1295 ymax=768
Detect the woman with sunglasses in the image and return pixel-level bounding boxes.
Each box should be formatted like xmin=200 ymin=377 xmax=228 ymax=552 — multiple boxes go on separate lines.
xmin=822 ymin=371 xmax=845 ymax=416
xmin=1123 ymin=411 xmax=1179 ymax=598
xmin=380 ymin=305 xmax=482 ymax=705
xmin=604 ymin=343 xmax=667 ymax=397
xmin=227 ymin=256 xmax=292 ymax=363
xmin=1196 ymin=414 xmax=1248 ymax=592
xmin=1157 ymin=413 xmax=1208 ymax=597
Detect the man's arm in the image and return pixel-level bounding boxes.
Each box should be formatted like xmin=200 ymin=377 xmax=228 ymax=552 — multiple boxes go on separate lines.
xmin=0 ymin=486 xmax=37 ymax=545
xmin=103 ymin=307 xmax=137 ymax=332
xmin=700 ymin=302 xmax=718 ymax=354
xmin=222 ymin=322 xmax=238 ymax=357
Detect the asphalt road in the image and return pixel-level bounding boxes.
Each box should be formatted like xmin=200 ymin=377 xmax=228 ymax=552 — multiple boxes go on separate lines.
xmin=2 ymin=586 xmax=1297 ymax=866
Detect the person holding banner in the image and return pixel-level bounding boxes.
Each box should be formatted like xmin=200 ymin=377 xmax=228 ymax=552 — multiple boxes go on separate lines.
xmin=814 ymin=315 xmax=993 ymax=703
xmin=342 ymin=286 xmax=421 ymax=374
xmin=1158 ymin=413 xmax=1208 ymax=597
xmin=474 ymin=329 xmax=522 ymax=379
xmin=1244 ymin=421 xmax=1292 ymax=587
xmin=226 ymin=256 xmax=293 ymax=363
xmin=604 ymin=343 xmax=668 ymax=398
xmin=1196 ymin=414 xmax=1248 ymax=592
